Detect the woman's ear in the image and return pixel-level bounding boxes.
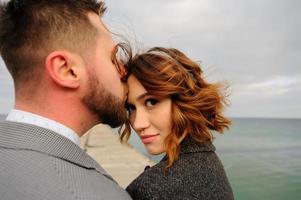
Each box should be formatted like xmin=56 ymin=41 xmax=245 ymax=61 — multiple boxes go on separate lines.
xmin=45 ymin=51 xmax=81 ymax=89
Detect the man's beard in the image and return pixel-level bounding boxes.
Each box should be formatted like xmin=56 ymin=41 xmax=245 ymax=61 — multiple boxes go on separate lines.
xmin=82 ymin=72 xmax=127 ymax=128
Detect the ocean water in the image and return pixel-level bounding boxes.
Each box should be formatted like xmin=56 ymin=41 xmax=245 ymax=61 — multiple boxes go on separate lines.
xmin=126 ymin=118 xmax=301 ymax=200
xmin=1 ymin=115 xmax=300 ymax=199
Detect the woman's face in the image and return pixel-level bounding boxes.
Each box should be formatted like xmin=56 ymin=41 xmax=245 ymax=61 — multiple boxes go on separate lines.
xmin=126 ymin=75 xmax=173 ymax=155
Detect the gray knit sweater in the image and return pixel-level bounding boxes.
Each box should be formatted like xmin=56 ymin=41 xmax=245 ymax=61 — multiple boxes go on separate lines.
xmin=126 ymin=138 xmax=234 ymax=200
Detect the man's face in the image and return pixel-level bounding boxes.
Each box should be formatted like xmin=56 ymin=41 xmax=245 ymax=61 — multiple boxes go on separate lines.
xmin=82 ymin=13 xmax=127 ymax=128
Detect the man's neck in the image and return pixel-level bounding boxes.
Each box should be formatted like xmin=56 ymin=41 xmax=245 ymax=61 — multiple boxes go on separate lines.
xmin=6 ymin=109 xmax=81 ymax=145
xmin=14 ymin=101 xmax=97 ymax=136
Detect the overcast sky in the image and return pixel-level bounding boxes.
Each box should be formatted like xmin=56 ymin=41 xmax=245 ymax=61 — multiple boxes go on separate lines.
xmin=0 ymin=0 xmax=300 ymax=118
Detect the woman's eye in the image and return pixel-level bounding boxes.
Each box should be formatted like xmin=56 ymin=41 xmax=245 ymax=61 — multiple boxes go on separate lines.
xmin=145 ymin=98 xmax=158 ymax=107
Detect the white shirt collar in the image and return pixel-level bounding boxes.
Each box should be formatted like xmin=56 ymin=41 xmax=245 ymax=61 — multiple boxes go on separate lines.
xmin=6 ymin=109 xmax=80 ymax=146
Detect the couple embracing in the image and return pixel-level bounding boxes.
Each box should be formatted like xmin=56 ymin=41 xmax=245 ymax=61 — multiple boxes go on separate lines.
xmin=0 ymin=1 xmax=233 ymax=200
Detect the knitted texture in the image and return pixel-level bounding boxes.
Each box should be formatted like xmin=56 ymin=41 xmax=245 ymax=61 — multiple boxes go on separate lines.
xmin=126 ymin=138 xmax=234 ymax=200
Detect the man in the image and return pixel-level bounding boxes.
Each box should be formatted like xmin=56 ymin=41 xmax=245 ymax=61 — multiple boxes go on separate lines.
xmin=0 ymin=0 xmax=131 ymax=199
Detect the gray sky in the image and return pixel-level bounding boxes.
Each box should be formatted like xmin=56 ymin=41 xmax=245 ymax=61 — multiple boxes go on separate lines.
xmin=0 ymin=0 xmax=300 ymax=118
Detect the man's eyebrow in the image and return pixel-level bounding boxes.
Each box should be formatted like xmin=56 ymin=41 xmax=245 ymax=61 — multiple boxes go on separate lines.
xmin=111 ymin=45 xmax=119 ymax=67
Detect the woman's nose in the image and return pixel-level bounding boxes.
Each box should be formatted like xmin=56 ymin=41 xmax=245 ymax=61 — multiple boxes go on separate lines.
xmin=132 ymin=109 xmax=150 ymax=132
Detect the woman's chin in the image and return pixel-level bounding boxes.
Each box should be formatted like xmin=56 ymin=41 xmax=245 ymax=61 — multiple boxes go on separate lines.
xmin=147 ymin=149 xmax=165 ymax=156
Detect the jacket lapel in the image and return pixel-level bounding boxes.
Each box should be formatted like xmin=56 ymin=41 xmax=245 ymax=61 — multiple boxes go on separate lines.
xmin=0 ymin=121 xmax=114 ymax=181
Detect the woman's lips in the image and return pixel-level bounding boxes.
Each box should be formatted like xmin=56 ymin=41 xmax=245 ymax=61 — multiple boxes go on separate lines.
xmin=140 ymin=134 xmax=159 ymax=144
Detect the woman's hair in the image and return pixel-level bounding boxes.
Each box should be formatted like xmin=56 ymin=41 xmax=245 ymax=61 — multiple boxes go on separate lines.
xmin=120 ymin=47 xmax=231 ymax=168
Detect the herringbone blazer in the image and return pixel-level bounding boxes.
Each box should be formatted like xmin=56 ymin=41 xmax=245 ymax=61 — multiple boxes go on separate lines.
xmin=0 ymin=121 xmax=131 ymax=200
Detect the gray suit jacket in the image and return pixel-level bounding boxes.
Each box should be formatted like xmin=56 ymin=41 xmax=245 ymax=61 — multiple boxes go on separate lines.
xmin=0 ymin=121 xmax=132 ymax=200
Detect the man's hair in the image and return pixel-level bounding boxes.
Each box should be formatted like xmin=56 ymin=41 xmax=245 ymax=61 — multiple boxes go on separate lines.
xmin=121 ymin=47 xmax=231 ymax=168
xmin=0 ymin=0 xmax=106 ymax=88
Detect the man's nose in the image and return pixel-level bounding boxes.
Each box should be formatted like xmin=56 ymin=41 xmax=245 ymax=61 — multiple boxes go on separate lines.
xmin=118 ymin=63 xmax=128 ymax=81
xmin=123 ymin=83 xmax=129 ymax=99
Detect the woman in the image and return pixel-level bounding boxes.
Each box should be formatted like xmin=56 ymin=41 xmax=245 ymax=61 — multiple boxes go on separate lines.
xmin=121 ymin=47 xmax=234 ymax=200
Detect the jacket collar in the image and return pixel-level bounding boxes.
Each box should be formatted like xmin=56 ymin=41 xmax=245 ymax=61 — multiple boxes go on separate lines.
xmin=0 ymin=121 xmax=114 ymax=181
xmin=160 ymin=137 xmax=216 ymax=162
xmin=179 ymin=136 xmax=216 ymax=154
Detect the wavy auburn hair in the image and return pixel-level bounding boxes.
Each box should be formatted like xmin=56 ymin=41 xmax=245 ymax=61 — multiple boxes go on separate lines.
xmin=120 ymin=47 xmax=231 ymax=168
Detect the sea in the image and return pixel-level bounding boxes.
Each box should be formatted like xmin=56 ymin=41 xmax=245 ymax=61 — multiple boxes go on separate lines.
xmin=1 ymin=114 xmax=300 ymax=200
xmin=125 ymin=117 xmax=301 ymax=200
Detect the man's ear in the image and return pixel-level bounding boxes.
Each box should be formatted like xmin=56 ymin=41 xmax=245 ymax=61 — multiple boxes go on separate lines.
xmin=45 ymin=51 xmax=82 ymax=89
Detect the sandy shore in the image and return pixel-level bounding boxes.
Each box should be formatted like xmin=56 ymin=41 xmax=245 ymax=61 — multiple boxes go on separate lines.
xmin=80 ymin=124 xmax=154 ymax=188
